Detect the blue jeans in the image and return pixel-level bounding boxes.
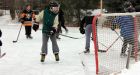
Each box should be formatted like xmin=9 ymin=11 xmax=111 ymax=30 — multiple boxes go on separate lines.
xmin=85 ymin=24 xmax=92 ymax=50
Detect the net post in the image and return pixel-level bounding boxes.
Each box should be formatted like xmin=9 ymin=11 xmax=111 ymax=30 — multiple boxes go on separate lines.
xmin=92 ymin=15 xmax=100 ymax=75
xmin=100 ymin=0 xmax=103 ymax=13
xmin=133 ymin=16 xmax=138 ymax=62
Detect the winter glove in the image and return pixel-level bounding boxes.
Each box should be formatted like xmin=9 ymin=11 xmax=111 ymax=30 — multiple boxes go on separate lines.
xmin=111 ymin=24 xmax=116 ymax=31
xmin=48 ymin=27 xmax=57 ymax=36
xmin=79 ymin=27 xmax=85 ymax=34
xmin=33 ymin=22 xmax=39 ymax=32
xmin=111 ymin=27 xmax=115 ymax=31
xmin=19 ymin=18 xmax=24 ymax=24
xmin=0 ymin=29 xmax=2 ymax=37
xmin=51 ymin=27 xmax=57 ymax=35
xmin=0 ymin=40 xmax=2 ymax=46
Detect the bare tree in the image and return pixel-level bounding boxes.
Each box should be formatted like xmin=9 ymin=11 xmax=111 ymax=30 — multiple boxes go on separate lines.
xmin=9 ymin=0 xmax=15 ymax=20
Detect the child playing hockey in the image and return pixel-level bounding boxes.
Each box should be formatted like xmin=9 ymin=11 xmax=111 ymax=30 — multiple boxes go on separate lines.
xmin=20 ymin=4 xmax=35 ymax=39
xmin=33 ymin=1 xmax=60 ymax=62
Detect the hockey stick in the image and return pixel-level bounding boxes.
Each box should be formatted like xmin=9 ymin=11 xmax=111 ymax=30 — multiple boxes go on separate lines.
xmin=0 ymin=53 xmax=6 ymax=58
xmin=106 ymin=36 xmax=121 ymax=52
xmin=114 ymin=30 xmax=124 ymax=42
xmin=99 ymin=31 xmax=123 ymax=52
xmin=91 ymin=37 xmax=108 ymax=52
xmin=13 ymin=24 xmax=22 ymax=43
xmin=59 ymin=34 xmax=83 ymax=39
xmin=0 ymin=47 xmax=6 ymax=58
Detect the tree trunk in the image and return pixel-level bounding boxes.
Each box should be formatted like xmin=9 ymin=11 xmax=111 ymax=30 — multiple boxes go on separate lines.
xmin=9 ymin=0 xmax=15 ymax=20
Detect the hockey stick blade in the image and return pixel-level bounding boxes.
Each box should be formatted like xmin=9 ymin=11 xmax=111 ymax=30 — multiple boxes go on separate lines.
xmin=13 ymin=41 xmax=17 ymax=43
xmin=98 ymin=49 xmax=106 ymax=53
xmin=0 ymin=53 xmax=6 ymax=58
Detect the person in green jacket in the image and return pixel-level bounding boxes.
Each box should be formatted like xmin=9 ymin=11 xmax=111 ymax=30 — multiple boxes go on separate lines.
xmin=33 ymin=1 xmax=60 ymax=62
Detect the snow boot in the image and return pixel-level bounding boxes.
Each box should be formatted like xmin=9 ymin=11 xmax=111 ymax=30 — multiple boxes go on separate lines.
xmin=54 ymin=53 xmax=59 ymax=61
xmin=40 ymin=54 xmax=46 ymax=62
xmin=26 ymin=35 xmax=33 ymax=39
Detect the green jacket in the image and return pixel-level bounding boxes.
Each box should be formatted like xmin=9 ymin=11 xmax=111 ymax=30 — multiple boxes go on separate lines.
xmin=36 ymin=7 xmax=59 ymax=34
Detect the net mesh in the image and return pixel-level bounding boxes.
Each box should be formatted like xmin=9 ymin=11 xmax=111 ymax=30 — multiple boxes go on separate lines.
xmin=93 ymin=12 xmax=140 ymax=75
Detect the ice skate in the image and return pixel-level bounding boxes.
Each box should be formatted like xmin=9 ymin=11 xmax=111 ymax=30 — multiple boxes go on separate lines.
xmin=120 ymin=53 xmax=127 ymax=58
xmin=54 ymin=53 xmax=59 ymax=61
xmin=40 ymin=54 xmax=46 ymax=62
xmin=84 ymin=49 xmax=90 ymax=53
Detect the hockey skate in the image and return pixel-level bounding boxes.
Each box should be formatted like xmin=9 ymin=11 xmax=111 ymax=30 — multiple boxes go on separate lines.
xmin=54 ymin=53 xmax=59 ymax=61
xmin=120 ymin=53 xmax=127 ymax=58
xmin=26 ymin=35 xmax=33 ymax=39
xmin=40 ymin=54 xmax=46 ymax=62
xmin=84 ymin=49 xmax=90 ymax=53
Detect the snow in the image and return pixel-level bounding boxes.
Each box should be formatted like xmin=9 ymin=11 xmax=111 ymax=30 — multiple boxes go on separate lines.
xmin=0 ymin=15 xmax=95 ymax=75
xmin=0 ymin=14 xmax=140 ymax=75
xmin=118 ymin=62 xmax=140 ymax=75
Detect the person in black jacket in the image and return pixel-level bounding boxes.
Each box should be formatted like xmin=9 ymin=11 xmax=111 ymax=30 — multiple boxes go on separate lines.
xmin=20 ymin=4 xmax=35 ymax=39
xmin=56 ymin=9 xmax=68 ymax=39
xmin=79 ymin=12 xmax=94 ymax=53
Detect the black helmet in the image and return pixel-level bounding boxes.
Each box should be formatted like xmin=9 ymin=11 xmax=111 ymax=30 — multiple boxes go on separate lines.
xmin=123 ymin=1 xmax=132 ymax=8
xmin=49 ymin=1 xmax=58 ymax=7
xmin=123 ymin=1 xmax=135 ymax=12
xmin=126 ymin=6 xmax=135 ymax=12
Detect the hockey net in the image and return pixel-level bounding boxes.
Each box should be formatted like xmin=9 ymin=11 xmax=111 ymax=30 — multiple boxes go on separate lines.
xmin=92 ymin=12 xmax=140 ymax=75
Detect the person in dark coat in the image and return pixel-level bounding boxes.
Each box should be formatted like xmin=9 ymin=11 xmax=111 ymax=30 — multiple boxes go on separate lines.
xmin=112 ymin=1 xmax=140 ymax=57
xmin=79 ymin=12 xmax=94 ymax=53
xmin=56 ymin=9 xmax=68 ymax=39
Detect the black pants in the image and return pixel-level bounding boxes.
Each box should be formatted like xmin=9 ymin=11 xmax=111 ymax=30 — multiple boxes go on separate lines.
xmin=25 ymin=26 xmax=32 ymax=36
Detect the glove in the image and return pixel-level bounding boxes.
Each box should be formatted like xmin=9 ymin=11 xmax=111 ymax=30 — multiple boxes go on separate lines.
xmin=0 ymin=40 xmax=2 ymax=46
xmin=33 ymin=22 xmax=39 ymax=32
xmin=51 ymin=27 xmax=57 ymax=35
xmin=19 ymin=19 xmax=24 ymax=24
xmin=111 ymin=26 xmax=115 ymax=31
xmin=48 ymin=27 xmax=57 ymax=36
xmin=111 ymin=24 xmax=117 ymax=31
xmin=111 ymin=28 xmax=114 ymax=31
xmin=79 ymin=27 xmax=85 ymax=34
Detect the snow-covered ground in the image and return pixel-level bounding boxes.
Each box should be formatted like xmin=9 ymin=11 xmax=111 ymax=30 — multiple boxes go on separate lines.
xmin=0 ymin=14 xmax=140 ymax=75
xmin=0 ymin=14 xmax=96 ymax=75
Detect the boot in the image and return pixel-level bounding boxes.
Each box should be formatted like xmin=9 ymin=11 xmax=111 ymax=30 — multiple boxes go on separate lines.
xmin=28 ymin=35 xmax=33 ymax=39
xmin=84 ymin=49 xmax=90 ymax=53
xmin=40 ymin=54 xmax=46 ymax=62
xmin=120 ymin=53 xmax=127 ymax=58
xmin=26 ymin=35 xmax=33 ymax=39
xmin=54 ymin=53 xmax=59 ymax=61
